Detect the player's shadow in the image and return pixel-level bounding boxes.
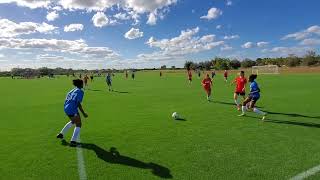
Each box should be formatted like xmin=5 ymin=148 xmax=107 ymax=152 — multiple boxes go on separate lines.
xmin=113 ymin=90 xmax=130 ymax=94
xmin=62 ymin=141 xmax=172 ymax=178
xmin=263 ymin=110 xmax=320 ymax=120
xmin=246 ymin=116 xmax=320 ymax=128
xmin=213 ymin=101 xmax=263 ymax=108
xmin=174 ymin=118 xmax=187 ymax=121
xmin=88 ymin=89 xmax=102 ymax=92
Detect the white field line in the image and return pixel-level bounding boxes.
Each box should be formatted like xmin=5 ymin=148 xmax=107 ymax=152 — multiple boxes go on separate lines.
xmin=76 ymin=136 xmax=87 ymax=180
xmin=290 ymin=164 xmax=320 ymax=180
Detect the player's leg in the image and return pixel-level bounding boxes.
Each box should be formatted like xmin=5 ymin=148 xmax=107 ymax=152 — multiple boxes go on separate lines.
xmin=238 ymin=97 xmax=252 ymax=116
xmin=234 ymin=93 xmax=240 ymax=108
xmin=70 ymin=115 xmax=82 ymax=146
xmin=250 ymin=100 xmax=267 ymax=120
xmin=57 ymin=116 xmax=74 ymax=139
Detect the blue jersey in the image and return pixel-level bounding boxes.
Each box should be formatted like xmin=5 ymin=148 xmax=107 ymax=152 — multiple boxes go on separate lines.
xmin=250 ymin=81 xmax=260 ymax=98
xmin=64 ymin=88 xmax=84 ymax=115
xmin=106 ymin=75 xmax=112 ymax=82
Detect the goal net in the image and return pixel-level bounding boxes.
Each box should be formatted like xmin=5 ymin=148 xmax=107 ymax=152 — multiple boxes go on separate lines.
xmin=252 ymin=65 xmax=279 ymax=75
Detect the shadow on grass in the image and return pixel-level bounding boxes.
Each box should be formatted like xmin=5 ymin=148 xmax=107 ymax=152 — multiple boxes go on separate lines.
xmin=174 ymin=118 xmax=187 ymax=121
xmin=213 ymin=100 xmax=263 ymax=108
xmin=87 ymin=89 xmax=102 ymax=92
xmin=61 ymin=141 xmax=172 ymax=179
xmin=113 ymin=90 xmax=130 ymax=94
xmin=263 ymin=110 xmax=320 ymax=120
xmin=245 ymin=115 xmax=320 ymax=129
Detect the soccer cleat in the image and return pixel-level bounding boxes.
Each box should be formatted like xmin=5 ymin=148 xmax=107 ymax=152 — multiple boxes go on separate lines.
xmin=262 ymin=113 xmax=267 ymax=121
xmin=70 ymin=141 xmax=77 ymax=147
xmin=56 ymin=133 xmax=63 ymax=139
xmin=238 ymin=113 xmax=245 ymax=117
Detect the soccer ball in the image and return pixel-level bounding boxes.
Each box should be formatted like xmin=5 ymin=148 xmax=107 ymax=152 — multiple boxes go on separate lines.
xmin=172 ymin=112 xmax=179 ymax=120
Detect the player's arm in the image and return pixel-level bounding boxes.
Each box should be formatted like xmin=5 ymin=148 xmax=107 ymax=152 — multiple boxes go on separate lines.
xmin=78 ymin=103 xmax=88 ymax=118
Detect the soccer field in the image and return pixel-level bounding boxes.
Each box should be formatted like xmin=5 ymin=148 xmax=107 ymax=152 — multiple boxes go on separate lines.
xmin=0 ymin=71 xmax=319 ymax=180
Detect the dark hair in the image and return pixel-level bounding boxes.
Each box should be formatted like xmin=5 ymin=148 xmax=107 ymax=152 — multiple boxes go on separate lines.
xmin=240 ymin=71 xmax=245 ymax=74
xmin=249 ymin=74 xmax=258 ymax=82
xmin=73 ymin=79 xmax=83 ymax=88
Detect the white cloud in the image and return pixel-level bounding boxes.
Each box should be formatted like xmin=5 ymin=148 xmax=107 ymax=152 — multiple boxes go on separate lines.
xmin=0 ymin=0 xmax=51 ymax=9
xmin=52 ymin=6 xmax=62 ymax=11
xmin=0 ymin=19 xmax=57 ymax=37
xmin=64 ymin=24 xmax=84 ymax=32
xmin=92 ymin=12 xmax=111 ymax=27
xmin=266 ymin=46 xmax=312 ymax=56
xmin=299 ymin=38 xmax=320 ymax=46
xmin=226 ymin=0 xmax=232 ymax=6
xmin=241 ymin=42 xmax=254 ymax=48
xmin=124 ymin=28 xmax=143 ymax=40
xmin=224 ymin=35 xmax=240 ymax=40
xmin=221 ymin=45 xmax=233 ymax=51
xmin=46 ymin=11 xmax=59 ymax=21
xmin=142 ymin=27 xmax=224 ymax=62
xmin=257 ymin=41 xmax=269 ymax=47
xmin=0 ymin=38 xmax=119 ymax=59
xmin=114 ymin=12 xmax=130 ymax=20
xmin=146 ymin=12 xmax=157 ymax=25
xmin=200 ymin=7 xmax=222 ymax=20
xmin=216 ymin=25 xmax=222 ymax=29
xmin=0 ymin=54 xmax=4 ymax=58
xmin=37 ymin=54 xmax=64 ymax=61
xmin=282 ymin=25 xmax=320 ymax=40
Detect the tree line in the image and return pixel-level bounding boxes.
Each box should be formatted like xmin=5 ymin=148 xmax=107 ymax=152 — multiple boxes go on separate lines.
xmin=184 ymin=51 xmax=320 ymax=70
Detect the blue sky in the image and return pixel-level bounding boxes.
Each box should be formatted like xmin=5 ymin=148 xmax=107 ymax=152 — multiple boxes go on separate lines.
xmin=0 ymin=0 xmax=319 ymax=70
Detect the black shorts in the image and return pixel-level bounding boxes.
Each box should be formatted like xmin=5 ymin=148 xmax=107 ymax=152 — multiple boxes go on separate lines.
xmin=67 ymin=113 xmax=79 ymax=118
xmin=107 ymin=81 xmax=112 ymax=86
xmin=235 ymin=91 xmax=245 ymax=96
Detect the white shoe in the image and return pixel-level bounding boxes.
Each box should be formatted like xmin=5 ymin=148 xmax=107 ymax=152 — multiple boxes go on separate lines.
xmin=262 ymin=113 xmax=267 ymax=121
xmin=238 ymin=113 xmax=245 ymax=117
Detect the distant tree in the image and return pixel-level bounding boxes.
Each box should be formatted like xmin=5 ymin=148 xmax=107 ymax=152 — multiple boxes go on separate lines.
xmin=302 ymin=50 xmax=318 ymax=66
xmin=241 ymin=58 xmax=256 ymax=68
xmin=184 ymin=61 xmax=195 ymax=70
xmin=212 ymin=57 xmax=230 ymax=70
xmin=160 ymin=65 xmax=167 ymax=69
xmin=171 ymin=66 xmax=176 ymax=69
xmin=285 ymin=54 xmax=301 ymax=67
xmin=229 ymin=59 xmax=241 ymax=69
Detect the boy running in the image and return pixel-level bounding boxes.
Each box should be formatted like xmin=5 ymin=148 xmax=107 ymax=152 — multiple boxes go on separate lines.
xmin=202 ymin=74 xmax=213 ymax=101
xmin=57 ymin=79 xmax=88 ymax=147
xmin=238 ymin=74 xmax=267 ymax=120
xmin=231 ymin=71 xmax=247 ymax=111
xmin=211 ymin=70 xmax=216 ymax=79
xmin=106 ymin=73 xmax=113 ymax=91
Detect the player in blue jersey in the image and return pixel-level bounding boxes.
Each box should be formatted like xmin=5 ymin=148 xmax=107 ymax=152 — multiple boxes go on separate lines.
xmin=238 ymin=74 xmax=267 ymax=120
xmin=106 ymin=73 xmax=113 ymax=91
xmin=57 ymin=79 xmax=88 ymax=147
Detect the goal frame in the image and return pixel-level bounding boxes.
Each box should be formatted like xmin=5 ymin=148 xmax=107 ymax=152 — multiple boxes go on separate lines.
xmin=252 ymin=65 xmax=279 ymax=75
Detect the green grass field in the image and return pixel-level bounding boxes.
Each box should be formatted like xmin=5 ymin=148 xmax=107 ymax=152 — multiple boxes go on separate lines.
xmin=0 ymin=71 xmax=319 ymax=180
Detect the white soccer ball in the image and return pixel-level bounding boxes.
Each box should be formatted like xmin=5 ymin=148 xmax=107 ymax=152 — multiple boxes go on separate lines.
xmin=172 ymin=112 xmax=179 ymax=119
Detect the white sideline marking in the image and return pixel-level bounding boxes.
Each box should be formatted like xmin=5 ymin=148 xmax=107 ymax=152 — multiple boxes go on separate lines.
xmin=76 ymin=136 xmax=87 ymax=180
xmin=290 ymin=164 xmax=320 ymax=180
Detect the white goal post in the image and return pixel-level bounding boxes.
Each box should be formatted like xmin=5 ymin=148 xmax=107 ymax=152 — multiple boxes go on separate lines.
xmin=252 ymin=65 xmax=279 ymax=75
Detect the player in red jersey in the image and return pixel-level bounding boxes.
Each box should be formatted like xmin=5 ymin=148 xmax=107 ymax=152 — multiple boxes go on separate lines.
xmin=187 ymin=70 xmax=192 ymax=84
xmin=224 ymin=70 xmax=228 ymax=82
xmin=202 ymin=74 xmax=213 ymax=101
xmin=231 ymin=71 xmax=247 ymax=110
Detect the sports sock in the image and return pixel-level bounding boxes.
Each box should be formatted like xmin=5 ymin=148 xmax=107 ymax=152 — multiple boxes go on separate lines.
xmin=71 ymin=127 xmax=81 ymax=142
xmin=60 ymin=121 xmax=73 ymax=135
xmin=242 ymin=105 xmax=247 ymax=113
xmin=253 ymin=108 xmax=265 ymax=115
xmin=234 ymin=99 xmax=239 ymax=106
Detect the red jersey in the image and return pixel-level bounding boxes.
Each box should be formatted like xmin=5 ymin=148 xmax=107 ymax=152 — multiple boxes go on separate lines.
xmin=234 ymin=76 xmax=247 ymax=92
xmin=224 ymin=71 xmax=228 ymax=77
xmin=202 ymin=78 xmax=212 ymax=89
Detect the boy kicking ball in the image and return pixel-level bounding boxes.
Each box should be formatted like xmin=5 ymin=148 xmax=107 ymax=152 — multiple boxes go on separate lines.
xmin=56 ymin=79 xmax=88 ymax=147
xmin=238 ymin=74 xmax=267 ymax=120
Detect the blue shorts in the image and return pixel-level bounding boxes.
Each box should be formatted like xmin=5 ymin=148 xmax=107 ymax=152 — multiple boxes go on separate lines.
xmin=249 ymin=95 xmax=260 ymax=102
